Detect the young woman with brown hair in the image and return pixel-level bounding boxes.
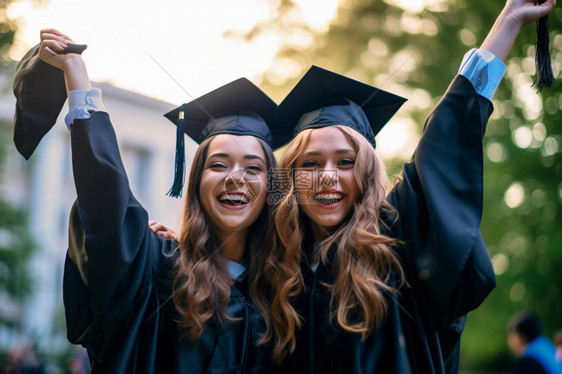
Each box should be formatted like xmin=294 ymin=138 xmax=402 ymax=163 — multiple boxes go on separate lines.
xmin=19 ymin=29 xmax=284 ymax=373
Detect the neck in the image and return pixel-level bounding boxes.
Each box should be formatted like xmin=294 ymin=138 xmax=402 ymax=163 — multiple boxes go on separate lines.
xmin=309 ymin=220 xmax=336 ymax=242
xmin=214 ymin=228 xmax=248 ymax=263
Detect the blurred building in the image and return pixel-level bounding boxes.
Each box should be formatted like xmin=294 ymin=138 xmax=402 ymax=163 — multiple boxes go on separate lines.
xmin=0 ymin=69 xmax=194 ymax=352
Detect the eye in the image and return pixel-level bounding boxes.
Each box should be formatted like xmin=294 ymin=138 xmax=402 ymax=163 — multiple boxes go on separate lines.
xmin=208 ymin=161 xmax=227 ymax=169
xmin=245 ymin=164 xmax=264 ymax=173
xmin=338 ymin=158 xmax=355 ymax=166
xmin=301 ymin=160 xmax=320 ymax=168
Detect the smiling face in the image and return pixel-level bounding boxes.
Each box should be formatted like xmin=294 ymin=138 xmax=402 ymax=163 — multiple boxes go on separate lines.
xmin=294 ymin=126 xmax=359 ymax=239
xmin=199 ymin=134 xmax=268 ymax=237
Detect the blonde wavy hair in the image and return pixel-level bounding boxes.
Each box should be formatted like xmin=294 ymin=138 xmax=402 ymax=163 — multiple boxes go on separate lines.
xmin=272 ymin=125 xmax=405 ymax=360
xmin=172 ymin=134 xmax=279 ymax=343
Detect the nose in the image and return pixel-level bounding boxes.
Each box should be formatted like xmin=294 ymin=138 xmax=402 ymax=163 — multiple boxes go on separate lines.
xmin=225 ymin=169 xmax=246 ymax=188
xmin=319 ymin=169 xmax=338 ymax=189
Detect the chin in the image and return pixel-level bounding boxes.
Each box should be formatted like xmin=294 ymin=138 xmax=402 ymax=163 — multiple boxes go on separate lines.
xmin=221 ymin=219 xmax=251 ymax=231
xmin=315 ymin=217 xmax=345 ymax=230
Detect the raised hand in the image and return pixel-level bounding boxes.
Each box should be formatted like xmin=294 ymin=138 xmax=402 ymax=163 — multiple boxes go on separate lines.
xmin=37 ymin=28 xmax=91 ymax=92
xmin=480 ymin=0 xmax=556 ymax=62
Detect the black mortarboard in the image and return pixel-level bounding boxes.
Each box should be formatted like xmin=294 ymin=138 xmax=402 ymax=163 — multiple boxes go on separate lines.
xmin=13 ymin=43 xmax=87 ymax=160
xmin=271 ymin=65 xmax=407 ymax=149
xmin=13 ymin=44 xmax=67 ymax=160
xmin=163 ymin=77 xmax=276 ymax=197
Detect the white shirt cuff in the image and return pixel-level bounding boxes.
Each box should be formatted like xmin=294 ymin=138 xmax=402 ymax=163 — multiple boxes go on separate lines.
xmin=64 ymin=88 xmax=106 ymax=130
xmin=458 ymin=48 xmax=506 ymax=101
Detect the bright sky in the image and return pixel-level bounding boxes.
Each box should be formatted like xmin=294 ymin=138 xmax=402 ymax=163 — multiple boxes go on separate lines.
xmin=8 ymin=0 xmax=341 ymax=104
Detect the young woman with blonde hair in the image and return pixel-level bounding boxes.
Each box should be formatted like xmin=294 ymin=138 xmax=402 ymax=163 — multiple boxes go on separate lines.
xmin=267 ymin=0 xmax=556 ymax=372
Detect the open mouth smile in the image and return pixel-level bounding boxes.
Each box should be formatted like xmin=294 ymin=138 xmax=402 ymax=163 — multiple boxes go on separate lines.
xmin=217 ymin=192 xmax=253 ymax=206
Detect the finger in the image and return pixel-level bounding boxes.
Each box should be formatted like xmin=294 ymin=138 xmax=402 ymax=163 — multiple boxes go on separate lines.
xmin=40 ymin=39 xmax=68 ymax=53
xmin=539 ymin=0 xmax=556 ymax=14
xmin=150 ymin=223 xmax=166 ymax=232
xmin=40 ymin=30 xmax=74 ymax=44
xmin=149 ymin=223 xmax=173 ymax=235
xmin=40 ymin=36 xmax=70 ymax=53
xmin=40 ymin=32 xmax=70 ymax=46
xmin=40 ymin=28 xmax=67 ymax=37
xmin=154 ymin=230 xmax=174 ymax=239
xmin=40 ymin=28 xmax=71 ymax=40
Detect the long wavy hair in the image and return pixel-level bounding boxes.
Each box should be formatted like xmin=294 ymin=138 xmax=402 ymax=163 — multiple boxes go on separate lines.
xmin=272 ymin=125 xmax=405 ymax=359
xmin=172 ymin=134 xmax=279 ymax=342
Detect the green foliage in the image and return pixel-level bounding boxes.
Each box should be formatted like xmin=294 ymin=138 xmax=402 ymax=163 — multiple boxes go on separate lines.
xmin=0 ymin=0 xmax=17 ymax=63
xmin=238 ymin=0 xmax=562 ymax=371
xmin=0 ymin=195 xmax=35 ymax=325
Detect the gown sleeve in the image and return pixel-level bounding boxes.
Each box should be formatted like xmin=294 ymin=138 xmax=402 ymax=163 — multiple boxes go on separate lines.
xmin=387 ymin=75 xmax=496 ymax=325
xmin=62 ymin=110 xmax=169 ymax=364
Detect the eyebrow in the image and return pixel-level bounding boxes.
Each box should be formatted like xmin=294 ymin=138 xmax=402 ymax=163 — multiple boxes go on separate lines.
xmin=302 ymin=148 xmax=356 ymax=156
xmin=208 ymin=153 xmax=266 ymax=164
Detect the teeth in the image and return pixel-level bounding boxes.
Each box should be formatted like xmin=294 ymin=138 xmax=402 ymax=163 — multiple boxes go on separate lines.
xmin=219 ymin=194 xmax=250 ymax=204
xmin=316 ymin=193 xmax=342 ymax=199
xmin=314 ymin=193 xmax=343 ymax=204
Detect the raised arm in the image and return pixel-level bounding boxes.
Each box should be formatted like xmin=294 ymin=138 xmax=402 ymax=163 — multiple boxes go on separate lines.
xmin=388 ymin=0 xmax=556 ymax=323
xmin=38 ymin=29 xmax=169 ymax=356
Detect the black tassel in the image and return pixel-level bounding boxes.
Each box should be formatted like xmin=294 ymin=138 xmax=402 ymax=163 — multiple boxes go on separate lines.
xmin=533 ymin=0 xmax=555 ymax=91
xmin=167 ymin=111 xmax=186 ymax=198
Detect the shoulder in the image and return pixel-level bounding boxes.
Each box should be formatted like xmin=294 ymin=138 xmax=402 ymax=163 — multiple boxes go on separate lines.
xmin=379 ymin=205 xmax=398 ymax=235
xmin=153 ymin=238 xmax=180 ymax=279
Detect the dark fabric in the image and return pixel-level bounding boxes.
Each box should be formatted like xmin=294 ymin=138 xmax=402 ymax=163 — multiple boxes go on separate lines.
xmin=270 ymin=65 xmax=407 ymax=149
xmin=12 ymin=44 xmax=67 ymax=160
xmin=294 ymin=98 xmax=376 ymax=147
xmin=164 ymin=78 xmax=276 ymax=146
xmin=63 ymin=111 xmax=272 ymax=373
xmin=274 ymin=75 xmax=496 ymax=374
xmin=512 ymin=356 xmax=548 ymax=374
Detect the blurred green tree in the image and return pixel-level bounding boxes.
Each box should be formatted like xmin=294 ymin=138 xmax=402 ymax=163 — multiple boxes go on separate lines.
xmin=231 ymin=0 xmax=562 ymax=371
xmin=0 ymin=0 xmax=37 ymax=332
xmin=0 ymin=0 xmax=18 ymax=62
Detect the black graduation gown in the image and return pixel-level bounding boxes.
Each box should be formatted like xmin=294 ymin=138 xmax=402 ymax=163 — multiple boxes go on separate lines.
xmin=63 ymin=111 xmax=272 ymax=373
xmin=275 ymin=75 xmax=496 ymax=374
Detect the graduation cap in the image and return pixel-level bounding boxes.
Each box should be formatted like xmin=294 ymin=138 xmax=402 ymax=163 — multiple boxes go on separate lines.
xmin=271 ymin=65 xmax=407 ymax=149
xmin=13 ymin=43 xmax=87 ymax=160
xmin=163 ymin=77 xmax=276 ymax=198
xmin=13 ymin=44 xmax=67 ymax=159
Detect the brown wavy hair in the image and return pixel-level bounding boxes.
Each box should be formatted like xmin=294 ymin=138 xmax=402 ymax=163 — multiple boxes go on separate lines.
xmin=272 ymin=125 xmax=405 ymax=359
xmin=172 ymin=134 xmax=279 ymax=342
